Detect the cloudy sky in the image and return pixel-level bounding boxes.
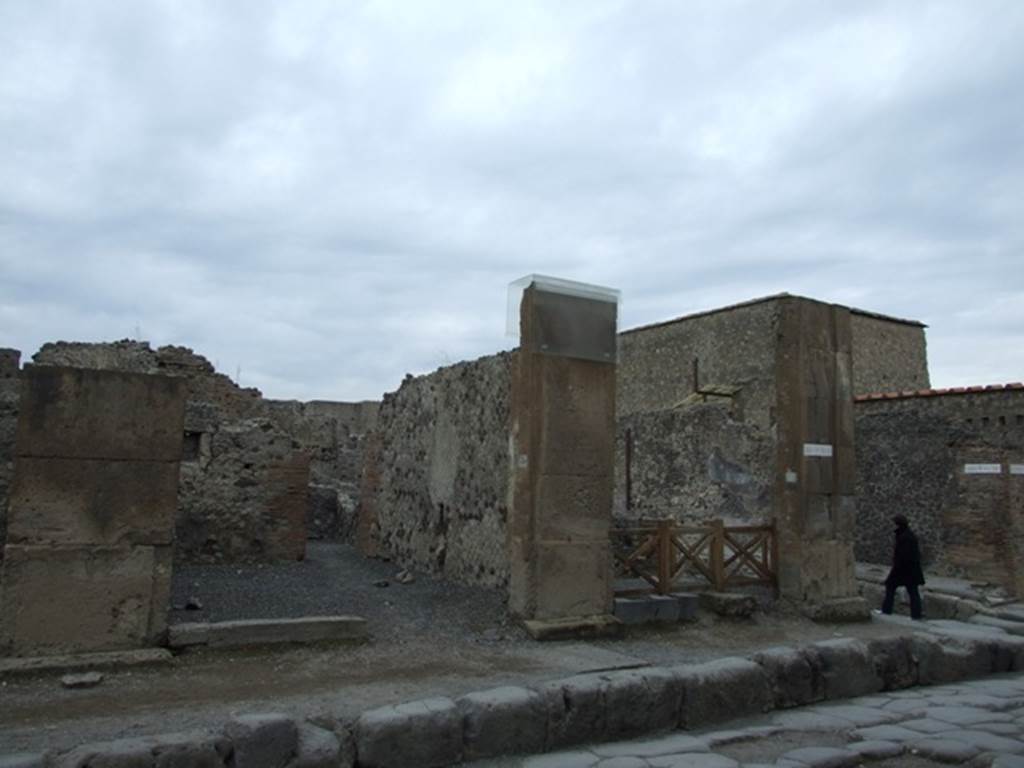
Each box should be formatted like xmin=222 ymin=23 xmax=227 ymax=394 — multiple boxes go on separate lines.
xmin=1 ymin=1 xmax=1021 ymax=401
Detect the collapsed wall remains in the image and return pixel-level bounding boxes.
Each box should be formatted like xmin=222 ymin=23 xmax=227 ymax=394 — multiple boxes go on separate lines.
xmin=357 ymin=354 xmax=512 ymax=588
xmin=855 ymin=384 xmax=1024 ymax=595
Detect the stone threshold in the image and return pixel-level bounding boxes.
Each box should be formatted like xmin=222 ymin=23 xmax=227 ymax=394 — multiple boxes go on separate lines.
xmin=0 ymin=648 xmax=172 ymax=678
xmin=167 ymin=615 xmax=368 ymax=650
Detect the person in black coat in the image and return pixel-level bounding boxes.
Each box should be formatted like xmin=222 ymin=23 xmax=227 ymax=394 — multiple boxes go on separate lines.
xmin=881 ymin=514 xmax=925 ymax=619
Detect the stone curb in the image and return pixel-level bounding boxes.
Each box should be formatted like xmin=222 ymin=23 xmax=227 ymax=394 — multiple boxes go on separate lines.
xmin=0 ymin=648 xmax=172 ymax=679
xmin=12 ymin=627 xmax=1024 ymax=767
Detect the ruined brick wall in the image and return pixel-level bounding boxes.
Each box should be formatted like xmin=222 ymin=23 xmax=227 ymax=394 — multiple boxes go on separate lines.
xmin=849 ymin=312 xmax=930 ymax=396
xmin=0 ymin=349 xmax=21 ymax=561
xmin=358 ymin=353 xmax=511 ymax=589
xmin=31 ymin=341 xmax=313 ymax=564
xmin=615 ymin=298 xmax=780 ymax=522
xmin=855 ymin=385 xmax=1024 ymax=594
xmin=264 ymin=399 xmax=379 ymax=541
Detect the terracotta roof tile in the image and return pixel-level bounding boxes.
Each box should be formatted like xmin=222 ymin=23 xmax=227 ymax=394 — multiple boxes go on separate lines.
xmin=855 ymin=382 xmax=1024 ymax=403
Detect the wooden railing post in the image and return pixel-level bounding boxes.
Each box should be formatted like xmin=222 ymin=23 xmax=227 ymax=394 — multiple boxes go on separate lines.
xmin=710 ymin=519 xmax=726 ymax=591
xmin=657 ymin=519 xmax=672 ymax=595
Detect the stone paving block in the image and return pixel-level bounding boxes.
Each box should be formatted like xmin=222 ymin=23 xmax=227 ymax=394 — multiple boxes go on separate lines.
xmin=865 ymin=635 xmax=917 ymax=691
xmin=606 ymin=667 xmax=685 ymax=739
xmin=224 ymin=714 xmax=298 ymax=768
xmin=675 ymin=658 xmax=772 ymax=729
xmin=777 ymin=747 xmax=859 ymax=768
xmin=925 ymin=706 xmax=1014 ymax=726
xmin=975 ymin=722 xmax=1023 ymax=735
xmin=907 ymin=737 xmax=979 ymax=762
xmin=522 ymin=752 xmax=598 ymax=768
xmin=901 ymin=718 xmax=952 ymax=734
xmin=288 ymin=723 xmax=341 ymax=768
xmin=882 ymin=698 xmax=928 ymax=715
xmin=940 ymin=728 xmax=1024 ymax=753
xmin=972 ymin=615 xmax=1024 ymax=636
xmin=674 ymin=593 xmax=699 ymax=621
xmin=771 ymin=711 xmax=854 ymax=732
xmin=651 ymin=595 xmax=681 ymax=623
xmin=355 ymin=696 xmax=461 ymax=768
xmin=750 ymin=646 xmax=823 ymax=709
xmin=809 ymin=704 xmax=898 ymax=727
xmin=648 ymin=754 xmax=738 ymax=768
xmin=592 ymin=733 xmax=707 ymax=758
xmin=845 ymin=740 xmax=903 ymax=759
xmin=0 ymin=756 xmax=44 ymax=768
xmin=614 ymin=598 xmax=656 ymax=625
xmin=992 ymin=755 xmax=1024 ymax=768
xmin=595 ymin=758 xmax=647 ymax=768
xmin=851 ymin=724 xmax=922 ymax=742
xmin=810 ymin=638 xmax=882 ymax=700
xmin=539 ymin=673 xmax=607 ymax=751
xmin=458 ymin=685 xmax=546 ymax=759
xmin=929 ymin=693 xmax=1018 ymax=710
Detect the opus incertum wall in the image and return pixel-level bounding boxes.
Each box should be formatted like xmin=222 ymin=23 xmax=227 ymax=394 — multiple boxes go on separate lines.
xmin=508 ymin=276 xmax=619 ymax=625
xmin=0 ymin=365 xmax=185 ymax=656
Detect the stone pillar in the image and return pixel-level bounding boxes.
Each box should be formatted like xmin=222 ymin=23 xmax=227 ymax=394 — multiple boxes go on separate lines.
xmin=508 ymin=278 xmax=619 ymax=637
xmin=774 ymin=297 xmax=864 ymax=615
xmin=0 ymin=365 xmax=185 ymax=656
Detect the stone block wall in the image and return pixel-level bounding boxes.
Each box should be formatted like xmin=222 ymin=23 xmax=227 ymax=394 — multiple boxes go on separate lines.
xmin=849 ymin=311 xmax=929 ymax=396
xmin=358 ymin=353 xmax=512 ymax=589
xmin=0 ymin=366 xmax=184 ymax=655
xmin=0 ymin=349 xmax=20 ymax=562
xmin=855 ymin=385 xmax=1024 ymax=595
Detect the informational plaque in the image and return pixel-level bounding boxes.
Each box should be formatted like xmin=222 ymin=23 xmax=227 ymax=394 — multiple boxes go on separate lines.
xmin=963 ymin=463 xmax=1002 ymax=475
xmin=1010 ymin=464 xmax=1024 ymax=476
xmin=803 ymin=443 xmax=833 ymax=458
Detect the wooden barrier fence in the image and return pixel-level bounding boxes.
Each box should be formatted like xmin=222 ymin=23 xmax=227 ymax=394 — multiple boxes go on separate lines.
xmin=610 ymin=518 xmax=778 ymax=596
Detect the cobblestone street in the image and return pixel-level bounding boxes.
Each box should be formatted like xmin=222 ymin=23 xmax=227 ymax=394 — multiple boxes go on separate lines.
xmin=473 ymin=673 xmax=1024 ymax=768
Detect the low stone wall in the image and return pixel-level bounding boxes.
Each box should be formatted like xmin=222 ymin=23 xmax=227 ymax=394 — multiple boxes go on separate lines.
xmin=358 ymin=353 xmax=512 ymax=589
xmin=615 ymin=400 xmax=773 ymax=523
xmin=15 ymin=628 xmax=1024 ymax=766
xmin=855 ymin=386 xmax=1024 ymax=594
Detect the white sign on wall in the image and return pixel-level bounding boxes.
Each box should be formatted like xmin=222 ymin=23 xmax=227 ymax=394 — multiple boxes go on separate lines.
xmin=963 ymin=463 xmax=1002 ymax=475
xmin=803 ymin=443 xmax=833 ymax=458
xmin=1010 ymin=464 xmax=1024 ymax=476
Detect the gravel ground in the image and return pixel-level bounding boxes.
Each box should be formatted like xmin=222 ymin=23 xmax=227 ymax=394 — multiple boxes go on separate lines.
xmin=170 ymin=542 xmax=527 ymax=643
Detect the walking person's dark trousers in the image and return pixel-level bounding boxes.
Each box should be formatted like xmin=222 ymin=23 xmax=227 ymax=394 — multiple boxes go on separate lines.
xmin=882 ymin=582 xmax=923 ymax=619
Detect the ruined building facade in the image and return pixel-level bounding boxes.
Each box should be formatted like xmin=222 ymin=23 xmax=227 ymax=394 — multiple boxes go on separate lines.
xmin=0 ymin=341 xmax=376 ymax=567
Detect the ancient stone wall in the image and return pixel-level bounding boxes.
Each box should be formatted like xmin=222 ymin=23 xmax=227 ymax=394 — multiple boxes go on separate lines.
xmin=28 ymin=340 xmax=373 ymax=564
xmin=264 ymin=399 xmax=379 ymax=540
xmin=616 ymin=401 xmax=773 ymax=524
xmin=0 ymin=349 xmax=20 ymax=562
xmin=849 ymin=311 xmax=930 ymax=396
xmin=358 ymin=353 xmax=512 ymax=589
xmin=0 ymin=366 xmax=184 ymax=655
xmin=855 ymin=385 xmax=1024 ymax=595
xmin=617 ymin=296 xmax=781 ymax=427
xmin=615 ymin=298 xmax=780 ymax=525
